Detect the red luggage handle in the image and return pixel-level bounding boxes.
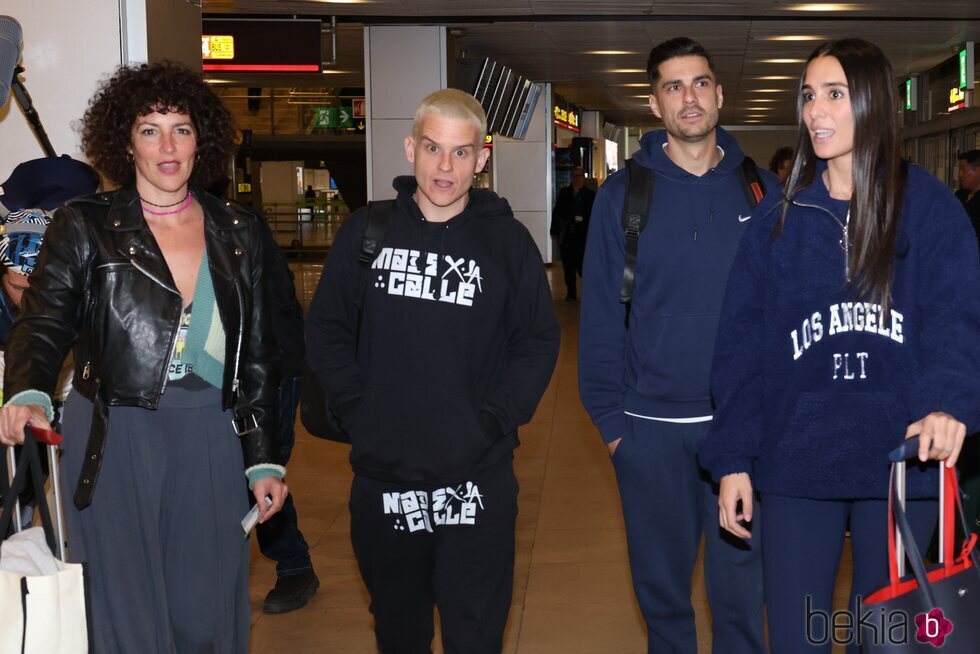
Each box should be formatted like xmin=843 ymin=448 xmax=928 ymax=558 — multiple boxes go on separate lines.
xmin=865 ymin=438 xmax=979 ymax=604
xmin=30 ymin=427 xmax=62 ymax=446
xmin=886 ymin=467 xmax=975 ymax=586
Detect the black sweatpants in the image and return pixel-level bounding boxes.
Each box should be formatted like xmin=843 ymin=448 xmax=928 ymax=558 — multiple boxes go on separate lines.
xmin=349 ymin=459 xmax=518 ymax=654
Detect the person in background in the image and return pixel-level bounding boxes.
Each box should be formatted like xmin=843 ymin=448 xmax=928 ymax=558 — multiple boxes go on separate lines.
xmin=769 ymin=145 xmax=794 ymax=185
xmin=550 ymin=165 xmax=595 ymax=301
xmin=579 ymin=37 xmax=774 ymax=654
xmin=0 ymin=62 xmax=287 ymax=653
xmin=252 ymin=213 xmax=320 ymax=613
xmin=307 ymin=88 xmax=559 ymax=653
xmin=0 ymin=156 xmax=99 ymax=530
xmin=699 ymin=39 xmax=980 ymax=653
xmin=956 ymin=149 xmax=980 ymax=245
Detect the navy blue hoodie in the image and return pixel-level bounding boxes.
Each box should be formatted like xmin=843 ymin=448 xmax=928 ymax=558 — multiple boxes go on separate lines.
xmin=307 ymin=177 xmax=560 ymax=486
xmin=698 ymin=164 xmax=980 ymax=499
xmin=579 ymin=128 xmax=778 ymax=443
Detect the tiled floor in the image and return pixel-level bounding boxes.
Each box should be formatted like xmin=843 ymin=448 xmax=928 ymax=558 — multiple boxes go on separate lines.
xmin=248 ymin=266 xmax=854 ymax=653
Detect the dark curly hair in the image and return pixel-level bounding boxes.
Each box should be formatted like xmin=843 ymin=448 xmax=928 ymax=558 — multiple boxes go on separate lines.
xmin=80 ymin=62 xmax=234 ymax=187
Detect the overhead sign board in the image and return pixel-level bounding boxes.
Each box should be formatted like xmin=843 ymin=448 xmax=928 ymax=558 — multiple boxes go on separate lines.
xmin=202 ymin=35 xmax=234 ymax=60
xmin=552 ymin=96 xmax=581 ymax=133
xmin=949 ymin=86 xmax=966 ymax=112
xmin=202 ymin=18 xmax=321 ymax=73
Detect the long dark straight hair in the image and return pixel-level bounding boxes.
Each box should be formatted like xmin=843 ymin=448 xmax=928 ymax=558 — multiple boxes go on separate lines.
xmin=775 ymin=38 xmax=907 ymax=310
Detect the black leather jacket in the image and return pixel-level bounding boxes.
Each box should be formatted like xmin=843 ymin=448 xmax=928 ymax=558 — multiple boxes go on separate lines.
xmin=3 ymin=185 xmax=278 ymax=506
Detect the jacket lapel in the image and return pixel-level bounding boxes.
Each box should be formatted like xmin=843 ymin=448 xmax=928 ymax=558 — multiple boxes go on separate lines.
xmin=104 ymin=186 xmax=179 ymax=294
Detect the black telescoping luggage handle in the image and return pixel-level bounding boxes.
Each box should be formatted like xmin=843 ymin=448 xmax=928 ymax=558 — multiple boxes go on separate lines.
xmin=1 ymin=427 xmax=66 ymax=559
xmin=888 ymin=435 xmax=924 ymax=463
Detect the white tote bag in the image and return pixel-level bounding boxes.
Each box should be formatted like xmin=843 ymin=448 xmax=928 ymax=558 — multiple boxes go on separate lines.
xmin=1 ymin=430 xmax=89 ymax=654
xmin=0 ymin=527 xmax=89 ymax=654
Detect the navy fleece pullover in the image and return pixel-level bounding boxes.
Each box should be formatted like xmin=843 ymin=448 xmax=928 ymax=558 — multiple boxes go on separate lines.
xmin=698 ymin=164 xmax=980 ymax=499
xmin=579 ymin=128 xmax=778 ymax=443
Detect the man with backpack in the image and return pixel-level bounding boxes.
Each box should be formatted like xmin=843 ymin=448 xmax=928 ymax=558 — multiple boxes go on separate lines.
xmin=306 ymin=88 xmax=559 ymax=653
xmin=578 ymin=37 xmax=776 ymax=654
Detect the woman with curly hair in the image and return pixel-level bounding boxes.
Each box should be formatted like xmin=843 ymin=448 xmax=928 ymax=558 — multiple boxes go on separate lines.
xmin=0 ymin=61 xmax=287 ymax=652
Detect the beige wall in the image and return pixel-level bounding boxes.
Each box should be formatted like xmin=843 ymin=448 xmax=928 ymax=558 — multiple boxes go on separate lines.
xmin=0 ymin=0 xmax=203 ymax=183
xmin=0 ymin=0 xmax=122 ymax=181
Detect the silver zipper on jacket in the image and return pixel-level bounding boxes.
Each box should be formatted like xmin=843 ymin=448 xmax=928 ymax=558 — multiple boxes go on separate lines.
xmin=129 ymin=258 xmax=180 ymax=295
xmin=231 ymin=280 xmax=244 ymax=395
xmin=792 ymin=200 xmax=851 ymax=282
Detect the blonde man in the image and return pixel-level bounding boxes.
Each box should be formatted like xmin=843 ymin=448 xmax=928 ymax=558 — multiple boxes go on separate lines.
xmin=307 ymin=89 xmax=559 ymax=652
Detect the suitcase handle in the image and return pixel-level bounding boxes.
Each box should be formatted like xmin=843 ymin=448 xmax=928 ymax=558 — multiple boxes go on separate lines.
xmin=888 ymin=435 xmax=921 ymax=463
xmin=1 ymin=427 xmax=66 ymax=560
xmin=32 ymin=427 xmax=62 ymax=447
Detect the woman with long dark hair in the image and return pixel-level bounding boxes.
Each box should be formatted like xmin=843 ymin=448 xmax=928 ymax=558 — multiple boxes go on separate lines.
xmin=0 ymin=62 xmax=287 ymax=652
xmin=698 ymin=39 xmax=980 ymax=652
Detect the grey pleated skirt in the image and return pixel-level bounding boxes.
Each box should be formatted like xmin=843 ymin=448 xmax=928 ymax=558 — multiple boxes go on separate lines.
xmin=60 ymin=385 xmax=250 ymax=654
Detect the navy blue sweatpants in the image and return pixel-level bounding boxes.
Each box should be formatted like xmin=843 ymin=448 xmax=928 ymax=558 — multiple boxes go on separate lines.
xmin=761 ymin=494 xmax=937 ymax=654
xmin=612 ymin=416 xmax=766 ymax=654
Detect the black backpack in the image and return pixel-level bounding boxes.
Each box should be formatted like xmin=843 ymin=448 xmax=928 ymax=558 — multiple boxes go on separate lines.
xmin=619 ymin=156 xmax=765 ymax=327
xmin=300 ymin=200 xmax=394 ymax=442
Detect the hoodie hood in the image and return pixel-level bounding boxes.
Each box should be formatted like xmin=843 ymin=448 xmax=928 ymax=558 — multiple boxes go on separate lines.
xmin=392 ymin=175 xmax=514 ymax=232
xmin=632 ymin=127 xmax=747 ymax=180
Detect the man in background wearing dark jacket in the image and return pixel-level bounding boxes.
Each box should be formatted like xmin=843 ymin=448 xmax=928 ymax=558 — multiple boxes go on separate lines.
xmin=253 ymin=216 xmax=319 ymax=613
xmin=957 ymin=149 xmax=980 ymax=245
xmin=551 ymin=165 xmax=595 ymax=301
xmin=578 ymin=38 xmax=774 ymax=654
xmin=307 ymin=89 xmax=559 ymax=653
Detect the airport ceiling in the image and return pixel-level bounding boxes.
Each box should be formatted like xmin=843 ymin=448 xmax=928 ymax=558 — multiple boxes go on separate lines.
xmin=202 ymin=1 xmax=980 ymax=127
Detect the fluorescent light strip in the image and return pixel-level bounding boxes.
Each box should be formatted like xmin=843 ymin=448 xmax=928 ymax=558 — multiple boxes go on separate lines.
xmin=761 ymin=35 xmax=827 ymax=41
xmin=757 ymin=59 xmax=807 ymax=64
xmin=783 ymin=3 xmax=866 ymax=11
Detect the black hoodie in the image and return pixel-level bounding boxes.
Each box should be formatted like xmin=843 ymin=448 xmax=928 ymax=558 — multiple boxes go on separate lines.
xmin=307 ymin=176 xmax=560 ymax=486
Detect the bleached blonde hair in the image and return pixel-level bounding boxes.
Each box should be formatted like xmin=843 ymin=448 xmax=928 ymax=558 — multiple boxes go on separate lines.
xmin=412 ymin=89 xmax=487 ymax=144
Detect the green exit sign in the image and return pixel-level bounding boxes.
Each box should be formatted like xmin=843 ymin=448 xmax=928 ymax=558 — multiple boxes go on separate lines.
xmin=961 ymin=49 xmax=968 ymax=89
xmin=905 ymin=77 xmax=917 ymax=111
xmin=959 ymin=43 xmax=974 ymax=90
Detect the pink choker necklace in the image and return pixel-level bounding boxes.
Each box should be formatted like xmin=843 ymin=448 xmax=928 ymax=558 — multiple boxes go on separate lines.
xmin=141 ymin=194 xmax=192 ymax=216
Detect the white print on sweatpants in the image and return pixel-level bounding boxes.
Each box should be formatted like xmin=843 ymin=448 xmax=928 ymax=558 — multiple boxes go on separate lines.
xmin=382 ymin=482 xmax=485 ymax=533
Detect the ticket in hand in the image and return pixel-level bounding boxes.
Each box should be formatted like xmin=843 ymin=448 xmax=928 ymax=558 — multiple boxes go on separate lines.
xmin=241 ymin=496 xmax=273 ymax=536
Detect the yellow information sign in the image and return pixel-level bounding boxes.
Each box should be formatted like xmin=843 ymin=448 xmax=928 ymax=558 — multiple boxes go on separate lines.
xmin=202 ymin=35 xmax=235 ymax=60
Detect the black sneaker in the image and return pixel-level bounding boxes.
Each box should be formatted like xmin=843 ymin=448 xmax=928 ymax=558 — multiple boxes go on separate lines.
xmin=263 ymin=570 xmax=320 ymax=614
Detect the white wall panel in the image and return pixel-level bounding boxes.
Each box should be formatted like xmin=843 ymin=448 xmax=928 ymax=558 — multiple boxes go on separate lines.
xmin=0 ymin=0 xmax=122 ymax=181
xmin=367 ymin=26 xmax=446 ymax=120
xmin=491 ymin=83 xmax=552 ymax=262
xmin=365 ymin=25 xmax=447 ymax=201
xmin=512 ymin=211 xmax=550 ymax=264
xmin=368 ymin=118 xmax=414 ymax=201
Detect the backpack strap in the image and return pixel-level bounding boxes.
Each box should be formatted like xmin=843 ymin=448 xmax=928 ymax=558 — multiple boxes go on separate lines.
xmin=620 ymin=159 xmax=655 ymax=327
xmin=359 ymin=199 xmax=394 ymax=267
xmin=352 ymin=199 xmax=395 ymax=348
xmin=735 ymin=156 xmax=766 ymax=208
